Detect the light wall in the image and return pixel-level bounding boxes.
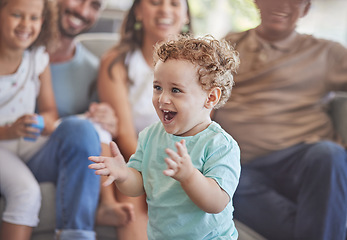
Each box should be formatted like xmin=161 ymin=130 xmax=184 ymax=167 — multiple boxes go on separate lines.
xmin=104 ymin=0 xmax=347 ymax=46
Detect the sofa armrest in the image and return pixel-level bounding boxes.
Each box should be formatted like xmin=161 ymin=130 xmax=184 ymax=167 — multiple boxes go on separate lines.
xmin=76 ymin=32 xmax=120 ymax=58
xmin=328 ymin=91 xmax=347 ymax=145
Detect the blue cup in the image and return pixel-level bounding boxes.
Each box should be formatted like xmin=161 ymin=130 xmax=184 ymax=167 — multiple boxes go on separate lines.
xmin=24 ymin=115 xmax=45 ymax=141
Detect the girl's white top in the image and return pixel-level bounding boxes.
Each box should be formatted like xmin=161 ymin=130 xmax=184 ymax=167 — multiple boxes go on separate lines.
xmin=0 ymin=46 xmax=49 ymax=125
xmin=125 ymin=48 xmax=159 ymax=134
xmin=0 ymin=47 xmax=49 ymax=161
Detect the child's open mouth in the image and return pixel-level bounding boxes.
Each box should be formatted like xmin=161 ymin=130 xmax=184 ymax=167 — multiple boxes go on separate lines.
xmin=163 ymin=110 xmax=177 ymax=123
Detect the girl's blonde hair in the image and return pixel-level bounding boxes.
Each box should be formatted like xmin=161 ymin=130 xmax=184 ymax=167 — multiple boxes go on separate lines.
xmin=0 ymin=0 xmax=59 ymax=52
xmin=154 ymin=35 xmax=240 ymax=109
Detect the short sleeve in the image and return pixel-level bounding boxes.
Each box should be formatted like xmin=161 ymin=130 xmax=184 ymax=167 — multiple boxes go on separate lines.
xmin=29 ymin=46 xmax=49 ymax=98
xmin=203 ymin=134 xmax=241 ymax=200
xmin=32 ymin=46 xmax=49 ymax=76
xmin=127 ymin=128 xmax=147 ymax=172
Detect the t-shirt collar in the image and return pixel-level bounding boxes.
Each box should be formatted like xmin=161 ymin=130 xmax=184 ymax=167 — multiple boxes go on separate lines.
xmin=248 ymin=28 xmax=299 ymax=53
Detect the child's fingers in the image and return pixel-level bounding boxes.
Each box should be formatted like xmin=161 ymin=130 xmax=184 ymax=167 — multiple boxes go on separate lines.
xmin=110 ymin=141 xmax=122 ymax=158
xmin=175 ymin=139 xmax=188 ymax=157
xmin=95 ymin=168 xmax=111 ymax=176
xmin=165 ymin=157 xmax=178 ymax=169
xmin=163 ymin=158 xmax=177 ymax=176
xmin=165 ymin=148 xmax=180 ymax=161
xmin=102 ymin=175 xmax=116 ymax=186
xmin=163 ymin=168 xmax=175 ymax=177
xmin=88 ymin=156 xmax=104 ymax=163
xmin=88 ymin=163 xmax=105 ymax=170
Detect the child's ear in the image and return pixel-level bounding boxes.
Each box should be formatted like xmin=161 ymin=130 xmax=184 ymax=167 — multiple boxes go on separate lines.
xmin=204 ymin=87 xmax=221 ymax=109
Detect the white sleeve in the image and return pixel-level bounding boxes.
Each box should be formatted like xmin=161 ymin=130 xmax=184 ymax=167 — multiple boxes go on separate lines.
xmin=31 ymin=46 xmax=50 ymax=98
xmin=33 ymin=46 xmax=49 ymax=76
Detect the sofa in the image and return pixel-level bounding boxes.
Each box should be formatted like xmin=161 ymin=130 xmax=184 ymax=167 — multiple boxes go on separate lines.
xmin=0 ymin=182 xmax=265 ymax=239
xmin=2 ymin=33 xmax=346 ymax=240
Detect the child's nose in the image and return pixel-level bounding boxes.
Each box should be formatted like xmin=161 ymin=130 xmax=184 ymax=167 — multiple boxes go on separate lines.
xmin=158 ymin=92 xmax=171 ymax=104
xmin=20 ymin=17 xmax=30 ymax=27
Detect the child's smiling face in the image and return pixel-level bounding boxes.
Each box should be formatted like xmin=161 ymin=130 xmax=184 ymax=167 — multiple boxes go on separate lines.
xmin=0 ymin=0 xmax=44 ymax=50
xmin=152 ymin=59 xmax=213 ymax=137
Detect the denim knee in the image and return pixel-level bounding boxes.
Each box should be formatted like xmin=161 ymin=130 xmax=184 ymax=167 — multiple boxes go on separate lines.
xmin=304 ymin=141 xmax=347 ymax=170
xmin=55 ymin=116 xmax=101 ymax=154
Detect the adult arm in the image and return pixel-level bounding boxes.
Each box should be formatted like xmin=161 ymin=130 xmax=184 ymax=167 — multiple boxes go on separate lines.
xmin=97 ymin=50 xmax=138 ymax=161
xmin=97 ymin=50 xmax=148 ymax=240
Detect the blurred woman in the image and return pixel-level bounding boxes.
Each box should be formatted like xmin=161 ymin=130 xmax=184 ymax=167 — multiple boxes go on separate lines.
xmin=96 ymin=0 xmax=192 ymax=239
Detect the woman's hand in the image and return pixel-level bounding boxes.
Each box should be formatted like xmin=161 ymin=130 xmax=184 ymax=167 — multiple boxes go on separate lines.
xmin=86 ymin=102 xmax=118 ymax=138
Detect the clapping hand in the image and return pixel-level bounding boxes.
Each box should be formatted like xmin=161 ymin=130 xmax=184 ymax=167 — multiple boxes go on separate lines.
xmin=163 ymin=139 xmax=195 ymax=183
xmin=89 ymin=141 xmax=128 ymax=186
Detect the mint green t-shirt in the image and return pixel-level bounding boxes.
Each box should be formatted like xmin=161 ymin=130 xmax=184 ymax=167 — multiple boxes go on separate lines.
xmin=128 ymin=121 xmax=241 ymax=239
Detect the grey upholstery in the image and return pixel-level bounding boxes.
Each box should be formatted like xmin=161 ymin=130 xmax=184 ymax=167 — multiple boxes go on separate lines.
xmin=75 ymin=32 xmax=119 ymax=58
xmin=329 ymin=91 xmax=347 ymax=145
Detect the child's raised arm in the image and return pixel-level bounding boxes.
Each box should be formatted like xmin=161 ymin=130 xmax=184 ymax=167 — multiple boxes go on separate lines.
xmin=164 ymin=140 xmax=230 ymax=214
xmin=89 ymin=141 xmax=144 ymax=197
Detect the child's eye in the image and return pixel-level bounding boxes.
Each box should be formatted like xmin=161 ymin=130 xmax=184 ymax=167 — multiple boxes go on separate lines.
xmin=150 ymin=0 xmax=161 ymax=6
xmin=153 ymin=85 xmax=162 ymax=91
xmin=31 ymin=15 xmax=41 ymax=21
xmin=11 ymin=13 xmax=22 ymax=18
xmin=172 ymin=88 xmax=181 ymax=93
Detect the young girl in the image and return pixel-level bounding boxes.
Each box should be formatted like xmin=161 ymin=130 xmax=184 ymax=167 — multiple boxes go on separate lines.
xmin=0 ymin=0 xmax=58 ymax=239
xmin=90 ymin=35 xmax=241 ymax=239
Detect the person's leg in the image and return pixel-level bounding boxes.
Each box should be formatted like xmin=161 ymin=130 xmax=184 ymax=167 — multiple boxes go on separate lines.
xmin=0 ymin=148 xmax=40 ymax=240
xmin=27 ymin=116 xmax=101 ymax=240
xmin=115 ymin=192 xmax=148 ymax=240
xmin=234 ymin=141 xmax=347 ymax=240
xmin=0 ymin=222 xmax=33 ymax=240
xmin=293 ymin=141 xmax=347 ymax=240
xmin=96 ymin=143 xmax=135 ymax=227
xmin=233 ymin=166 xmax=296 ymax=240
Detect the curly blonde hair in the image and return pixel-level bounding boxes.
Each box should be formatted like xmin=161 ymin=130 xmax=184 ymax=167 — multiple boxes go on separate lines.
xmin=154 ymin=35 xmax=240 ymax=109
xmin=0 ymin=0 xmax=59 ymax=53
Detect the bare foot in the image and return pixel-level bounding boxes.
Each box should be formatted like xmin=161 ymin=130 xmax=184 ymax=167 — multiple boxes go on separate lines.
xmin=96 ymin=202 xmax=135 ymax=227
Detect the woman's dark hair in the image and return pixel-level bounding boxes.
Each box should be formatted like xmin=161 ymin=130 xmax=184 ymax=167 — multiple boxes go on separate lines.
xmin=108 ymin=0 xmax=192 ymax=79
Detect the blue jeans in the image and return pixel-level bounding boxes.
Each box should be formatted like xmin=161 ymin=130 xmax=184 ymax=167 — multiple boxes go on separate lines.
xmin=27 ymin=116 xmax=101 ymax=240
xmin=234 ymin=141 xmax=347 ymax=240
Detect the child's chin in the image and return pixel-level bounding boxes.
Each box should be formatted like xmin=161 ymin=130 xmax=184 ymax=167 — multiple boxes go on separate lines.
xmin=162 ymin=125 xmax=176 ymax=135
